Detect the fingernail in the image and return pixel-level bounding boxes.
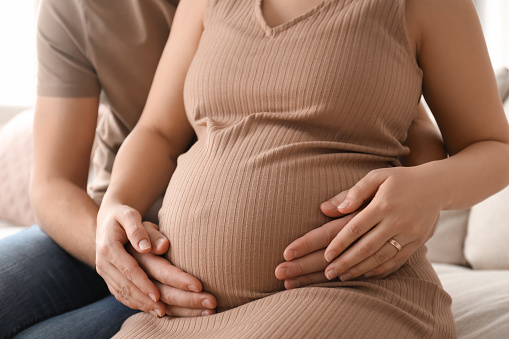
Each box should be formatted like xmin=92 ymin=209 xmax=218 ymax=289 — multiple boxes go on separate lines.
xmin=364 ymin=271 xmax=374 ymax=278
xmin=139 ymin=239 xmax=150 ymax=250
xmin=149 ymin=293 xmax=157 ymax=303
xmin=325 ymin=251 xmax=337 ymax=263
xmin=201 ymin=310 xmax=212 ymax=316
xmin=338 ymin=200 xmax=350 ymax=210
xmin=326 ymin=269 xmax=338 ymax=280
xmin=322 ymin=199 xmax=339 ymax=211
xmin=277 ymin=267 xmax=290 ymax=279
xmin=188 ymin=285 xmax=200 ymax=293
xmin=340 ymin=273 xmax=352 ymax=281
xmin=155 ymin=309 xmax=163 ymax=317
xmin=202 ymin=299 xmax=213 ymax=309
xmin=149 ymin=310 xmax=158 ymax=318
xmin=155 ymin=239 xmax=165 ymax=249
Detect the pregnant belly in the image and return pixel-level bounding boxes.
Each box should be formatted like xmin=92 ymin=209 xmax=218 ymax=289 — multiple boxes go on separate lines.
xmin=158 ymin=141 xmax=384 ymax=312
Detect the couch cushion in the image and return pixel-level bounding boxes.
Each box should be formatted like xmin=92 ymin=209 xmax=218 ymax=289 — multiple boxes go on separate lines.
xmin=0 ymin=110 xmax=37 ymax=226
xmin=433 ymin=263 xmax=509 ymax=339
xmin=465 ymin=182 xmax=509 ymax=269
xmin=496 ymin=67 xmax=509 ymax=103
xmin=426 ymin=209 xmax=469 ymax=266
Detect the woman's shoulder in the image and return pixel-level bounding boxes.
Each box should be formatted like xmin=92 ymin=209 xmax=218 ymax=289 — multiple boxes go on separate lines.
xmin=404 ymin=0 xmax=479 ymax=57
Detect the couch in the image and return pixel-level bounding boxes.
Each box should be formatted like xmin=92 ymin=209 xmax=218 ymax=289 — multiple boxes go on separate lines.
xmin=1 ymin=68 xmax=509 ymax=338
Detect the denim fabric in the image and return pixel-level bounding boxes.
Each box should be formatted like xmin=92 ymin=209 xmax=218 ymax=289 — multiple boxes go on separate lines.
xmin=0 ymin=226 xmax=138 ymax=339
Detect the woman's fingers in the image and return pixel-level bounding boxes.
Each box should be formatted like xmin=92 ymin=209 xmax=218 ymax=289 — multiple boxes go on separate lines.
xmin=336 ymin=169 xmax=389 ymax=215
xmin=332 ymin=240 xmax=401 ymax=281
xmin=324 ymin=214 xmax=405 ymax=280
xmin=132 ymin=249 xmax=207 ymax=295
xmin=275 ymin=249 xmax=328 ymax=280
xmin=364 ymin=245 xmax=416 ymax=278
xmin=116 ymin=207 xmax=152 ymax=253
xmin=324 ymin=204 xmax=382 ymax=263
xmin=130 ymin=249 xmax=218 ymax=316
xmin=166 ymin=305 xmax=216 ymax=317
xmin=143 ymin=221 xmax=170 ymax=255
xmin=320 ymin=190 xmax=349 ymax=218
xmin=282 ymin=213 xmax=356 ymax=261
xmin=283 ymin=271 xmax=328 ymax=290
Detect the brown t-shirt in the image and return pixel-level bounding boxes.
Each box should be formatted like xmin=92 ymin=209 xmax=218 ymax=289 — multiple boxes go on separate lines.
xmin=37 ymin=0 xmax=178 ymax=221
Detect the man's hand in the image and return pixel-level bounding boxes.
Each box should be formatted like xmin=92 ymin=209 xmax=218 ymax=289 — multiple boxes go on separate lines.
xmin=96 ymin=205 xmax=217 ymax=317
xmin=129 ymin=244 xmax=217 ymax=317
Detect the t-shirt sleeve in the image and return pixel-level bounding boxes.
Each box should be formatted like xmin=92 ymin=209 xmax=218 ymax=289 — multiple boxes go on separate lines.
xmin=37 ymin=0 xmax=100 ymax=97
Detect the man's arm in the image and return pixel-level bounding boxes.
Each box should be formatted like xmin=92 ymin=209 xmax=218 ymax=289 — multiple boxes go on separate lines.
xmin=30 ymin=96 xmax=100 ymax=266
xmin=402 ymin=101 xmax=447 ymax=166
xmin=30 ymin=95 xmax=216 ymax=317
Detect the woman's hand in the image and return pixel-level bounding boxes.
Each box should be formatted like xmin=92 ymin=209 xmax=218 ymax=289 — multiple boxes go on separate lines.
xmin=321 ymin=166 xmax=442 ymax=281
xmin=276 ymin=166 xmax=442 ymax=287
xmin=96 ymin=205 xmax=217 ymax=317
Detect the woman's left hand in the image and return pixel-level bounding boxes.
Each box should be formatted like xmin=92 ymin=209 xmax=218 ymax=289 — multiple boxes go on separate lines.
xmin=276 ymin=165 xmax=443 ymax=286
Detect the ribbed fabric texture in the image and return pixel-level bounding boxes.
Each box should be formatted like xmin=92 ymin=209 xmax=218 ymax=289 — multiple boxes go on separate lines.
xmin=115 ymin=0 xmax=456 ymax=337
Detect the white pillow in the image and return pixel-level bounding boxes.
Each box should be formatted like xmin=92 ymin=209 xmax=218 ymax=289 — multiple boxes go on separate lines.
xmin=465 ymin=183 xmax=509 ymax=269
xmin=426 ymin=209 xmax=469 ymax=266
xmin=0 ymin=110 xmax=38 ymax=226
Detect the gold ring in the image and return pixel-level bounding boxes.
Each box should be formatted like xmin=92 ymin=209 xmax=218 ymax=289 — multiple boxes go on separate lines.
xmin=388 ymin=238 xmax=402 ymax=252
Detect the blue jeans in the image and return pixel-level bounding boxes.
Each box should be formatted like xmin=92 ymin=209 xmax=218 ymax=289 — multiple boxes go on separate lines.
xmin=0 ymin=226 xmax=139 ymax=339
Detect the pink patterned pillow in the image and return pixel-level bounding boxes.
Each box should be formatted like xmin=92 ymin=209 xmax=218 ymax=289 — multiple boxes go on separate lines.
xmin=0 ymin=110 xmax=38 ymax=226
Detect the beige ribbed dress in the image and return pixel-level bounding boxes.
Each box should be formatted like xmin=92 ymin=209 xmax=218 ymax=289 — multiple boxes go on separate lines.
xmin=115 ymin=0 xmax=456 ymax=337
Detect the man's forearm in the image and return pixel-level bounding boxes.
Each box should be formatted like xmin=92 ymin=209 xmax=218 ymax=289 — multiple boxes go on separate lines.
xmin=31 ymin=179 xmax=99 ymax=267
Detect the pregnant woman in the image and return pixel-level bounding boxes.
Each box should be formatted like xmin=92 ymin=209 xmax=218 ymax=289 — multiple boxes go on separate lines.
xmin=97 ymin=0 xmax=509 ymax=337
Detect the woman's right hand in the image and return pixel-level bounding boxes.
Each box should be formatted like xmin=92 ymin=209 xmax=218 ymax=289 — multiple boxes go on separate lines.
xmin=96 ymin=204 xmax=217 ymax=318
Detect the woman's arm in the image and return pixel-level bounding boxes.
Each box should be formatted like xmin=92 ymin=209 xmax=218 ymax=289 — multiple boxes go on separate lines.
xmin=320 ymin=0 xmax=509 ymax=281
xmin=410 ymin=0 xmax=509 ymax=208
xmin=95 ymin=0 xmax=217 ymax=318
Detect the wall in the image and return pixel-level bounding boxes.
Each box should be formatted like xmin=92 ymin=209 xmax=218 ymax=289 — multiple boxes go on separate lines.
xmin=475 ymin=0 xmax=509 ymax=69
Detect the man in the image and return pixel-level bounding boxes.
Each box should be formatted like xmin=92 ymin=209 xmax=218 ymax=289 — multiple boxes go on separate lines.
xmin=0 ymin=1 xmax=189 ymax=337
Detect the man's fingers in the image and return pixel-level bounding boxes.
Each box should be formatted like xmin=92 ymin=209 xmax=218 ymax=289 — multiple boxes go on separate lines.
xmin=106 ymin=242 xmax=161 ymax=302
xmin=116 ymin=207 xmax=151 ymax=253
xmin=275 ymin=249 xmax=328 ymax=280
xmin=143 ymin=222 xmax=170 ymax=255
xmin=97 ymin=261 xmax=166 ymax=317
xmin=155 ymin=281 xmax=216 ymax=310
xmin=134 ymin=250 xmax=205 ymax=294
xmin=283 ymin=213 xmax=356 ymax=261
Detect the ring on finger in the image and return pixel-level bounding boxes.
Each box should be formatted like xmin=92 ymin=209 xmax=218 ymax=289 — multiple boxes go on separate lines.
xmin=387 ymin=238 xmax=402 ymax=252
